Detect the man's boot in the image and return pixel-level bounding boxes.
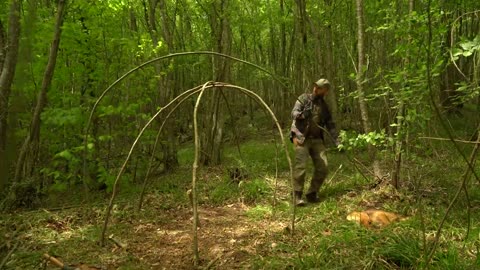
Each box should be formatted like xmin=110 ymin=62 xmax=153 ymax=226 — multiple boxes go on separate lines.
xmin=293 ymin=191 xmax=305 ymax=206
xmin=306 ymin=192 xmax=321 ymax=203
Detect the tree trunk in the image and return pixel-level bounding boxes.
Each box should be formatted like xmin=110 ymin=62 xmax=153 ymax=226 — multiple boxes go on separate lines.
xmin=200 ymin=0 xmax=232 ymax=166
xmin=0 ymin=19 xmax=5 ymax=72
xmin=13 ymin=0 xmax=67 ymax=183
xmin=158 ymin=0 xmax=179 ymax=170
xmin=323 ymin=0 xmax=338 ymax=127
xmin=143 ymin=0 xmax=179 ymax=170
xmin=278 ymin=0 xmax=291 ymax=123
xmin=0 ymin=0 xmax=21 ymax=189
xmin=355 ymin=0 xmax=382 ymax=179
xmin=392 ymin=0 xmax=414 ymax=188
xmin=294 ymin=0 xmax=307 ymax=92
xmin=439 ymin=4 xmax=462 ymax=114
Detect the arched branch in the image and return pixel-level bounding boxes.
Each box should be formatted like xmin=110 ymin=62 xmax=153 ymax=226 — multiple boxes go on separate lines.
xmin=84 ymin=51 xmax=287 ymax=190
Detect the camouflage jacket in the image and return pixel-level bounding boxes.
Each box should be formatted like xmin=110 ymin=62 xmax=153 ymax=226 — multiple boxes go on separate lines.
xmin=290 ymin=93 xmax=338 ymax=145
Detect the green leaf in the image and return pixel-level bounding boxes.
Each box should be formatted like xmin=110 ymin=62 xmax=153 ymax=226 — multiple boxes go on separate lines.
xmin=99 ymin=135 xmax=113 ymax=142
xmin=452 ymin=48 xmax=463 ymax=57
xmin=55 ymin=150 xmax=73 ymax=160
xmin=51 ymin=181 xmax=68 ymax=192
xmin=462 ymin=51 xmax=473 ymax=57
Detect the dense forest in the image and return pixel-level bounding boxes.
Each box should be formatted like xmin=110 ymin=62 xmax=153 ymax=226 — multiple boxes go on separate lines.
xmin=1 ymin=0 xmax=479 ymax=269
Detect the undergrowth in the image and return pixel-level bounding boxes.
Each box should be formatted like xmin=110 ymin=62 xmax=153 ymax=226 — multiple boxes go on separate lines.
xmin=1 ymin=135 xmax=479 ymax=269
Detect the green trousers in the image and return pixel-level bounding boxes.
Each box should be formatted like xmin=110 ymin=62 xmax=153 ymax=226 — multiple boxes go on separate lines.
xmin=293 ymin=138 xmax=328 ymax=194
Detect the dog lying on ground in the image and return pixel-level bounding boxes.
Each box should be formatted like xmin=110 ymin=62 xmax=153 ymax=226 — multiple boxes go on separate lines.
xmin=346 ymin=209 xmax=407 ymax=228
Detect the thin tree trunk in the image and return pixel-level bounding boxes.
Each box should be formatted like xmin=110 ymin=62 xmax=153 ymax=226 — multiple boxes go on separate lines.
xmin=294 ymin=0 xmax=307 ymax=91
xmin=143 ymin=0 xmax=178 ymax=170
xmin=158 ymin=0 xmax=179 ymax=170
xmin=13 ymin=0 xmax=67 ymax=183
xmin=392 ymin=0 xmax=414 ymax=188
xmin=0 ymin=0 xmax=21 ymax=189
xmin=0 ymin=20 xmax=5 ymax=72
xmin=355 ymin=0 xmax=382 ymax=179
xmin=323 ymin=0 xmax=338 ymax=126
xmin=439 ymin=4 xmax=462 ymax=114
xmin=200 ymin=0 xmax=232 ymax=166
xmin=278 ymin=0 xmax=290 ymax=122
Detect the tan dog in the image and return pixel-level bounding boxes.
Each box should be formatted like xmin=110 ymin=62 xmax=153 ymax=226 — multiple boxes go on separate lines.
xmin=347 ymin=209 xmax=407 ymax=228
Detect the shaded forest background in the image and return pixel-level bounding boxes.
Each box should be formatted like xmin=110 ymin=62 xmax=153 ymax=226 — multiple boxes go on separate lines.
xmin=0 ymin=0 xmax=480 ymax=268
xmin=1 ymin=0 xmax=478 ymax=203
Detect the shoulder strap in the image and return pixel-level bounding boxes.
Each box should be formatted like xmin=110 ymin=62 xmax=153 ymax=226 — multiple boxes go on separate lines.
xmin=297 ymin=93 xmax=310 ymax=105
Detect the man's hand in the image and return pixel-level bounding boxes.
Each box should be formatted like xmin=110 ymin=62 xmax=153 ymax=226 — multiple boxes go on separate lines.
xmin=293 ymin=137 xmax=304 ymax=146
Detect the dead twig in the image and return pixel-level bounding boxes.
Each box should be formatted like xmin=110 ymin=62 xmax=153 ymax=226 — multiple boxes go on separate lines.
xmin=325 ymin=164 xmax=343 ymax=184
xmin=418 ymin=136 xmax=480 ymax=144
xmin=0 ymin=242 xmax=18 ymax=269
xmin=204 ymin=254 xmax=222 ymax=270
xmin=108 ymin=234 xmax=127 ymax=249
xmin=43 ymin=253 xmax=66 ymax=269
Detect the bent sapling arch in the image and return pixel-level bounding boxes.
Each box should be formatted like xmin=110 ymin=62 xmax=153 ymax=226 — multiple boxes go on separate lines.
xmin=99 ymin=81 xmax=294 ymax=266
xmin=83 ymin=51 xmax=286 ymax=192
xmin=83 ymin=52 xmax=296 ymax=266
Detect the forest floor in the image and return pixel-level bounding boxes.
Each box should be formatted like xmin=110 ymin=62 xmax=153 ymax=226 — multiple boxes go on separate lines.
xmin=1 ymin=173 xmax=295 ymax=270
xmin=1 ymin=139 xmax=480 ymax=269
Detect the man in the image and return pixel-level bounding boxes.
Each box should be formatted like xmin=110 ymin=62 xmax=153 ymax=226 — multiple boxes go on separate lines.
xmin=290 ymin=78 xmax=339 ymax=206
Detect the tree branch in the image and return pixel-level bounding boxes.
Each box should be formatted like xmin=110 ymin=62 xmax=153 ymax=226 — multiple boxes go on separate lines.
xmin=418 ymin=136 xmax=480 ymax=144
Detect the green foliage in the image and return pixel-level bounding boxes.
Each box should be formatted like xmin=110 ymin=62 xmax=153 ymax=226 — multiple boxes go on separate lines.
xmin=239 ymin=178 xmax=272 ymax=203
xmin=41 ymin=106 xmax=86 ymax=134
xmin=208 ymin=178 xmax=239 ymax=205
xmin=375 ymin=232 xmax=422 ymax=268
xmin=338 ymin=129 xmax=393 ymax=151
xmin=39 ymin=145 xmax=88 ymax=192
xmin=245 ymin=204 xmax=272 ymax=220
xmin=224 ymin=140 xmax=290 ymax=172
xmin=96 ymin=165 xmax=116 ymax=193
xmin=453 ymin=35 xmax=480 ymax=59
xmin=433 ymin=245 xmax=472 ymax=269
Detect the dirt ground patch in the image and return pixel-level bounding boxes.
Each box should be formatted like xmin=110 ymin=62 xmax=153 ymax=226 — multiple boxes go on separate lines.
xmin=114 ymin=202 xmax=288 ymax=269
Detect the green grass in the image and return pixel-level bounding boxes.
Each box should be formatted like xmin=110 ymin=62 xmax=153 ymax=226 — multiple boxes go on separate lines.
xmin=148 ymin=138 xmax=480 ymax=268
xmin=245 ymin=204 xmax=273 ymax=220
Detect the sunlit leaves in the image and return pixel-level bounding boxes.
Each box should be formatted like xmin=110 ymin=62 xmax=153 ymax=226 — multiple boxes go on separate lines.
xmin=101 ymin=0 xmax=129 ymax=11
xmin=137 ymin=34 xmax=165 ymax=58
xmin=452 ymin=35 xmax=480 ymax=60
xmin=338 ymin=129 xmax=393 ymax=151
